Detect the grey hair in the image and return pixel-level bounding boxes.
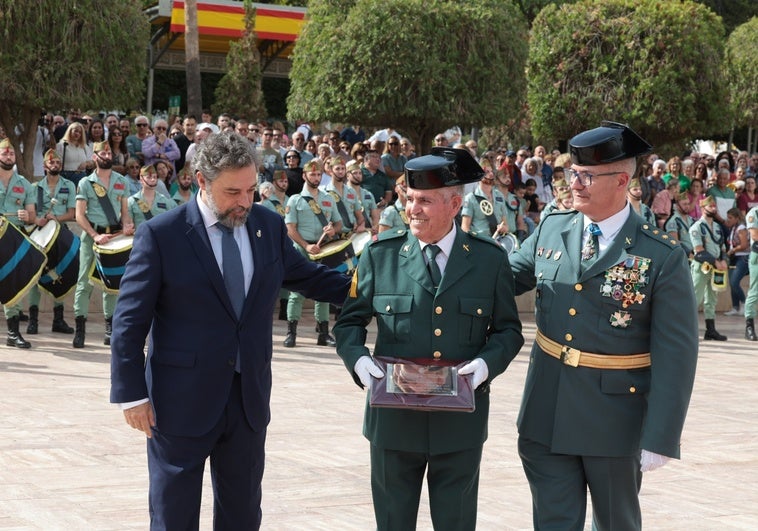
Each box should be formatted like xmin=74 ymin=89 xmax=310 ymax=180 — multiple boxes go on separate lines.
xmin=653 ymin=159 xmax=667 ymax=171
xmin=258 ymin=181 xmax=275 ymax=196
xmin=193 ymin=131 xmax=259 ymax=182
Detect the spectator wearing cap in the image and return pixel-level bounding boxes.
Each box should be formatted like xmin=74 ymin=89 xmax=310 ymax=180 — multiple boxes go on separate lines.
xmin=509 ymin=121 xmax=698 ymax=530
xmin=334 ymin=147 xmax=523 ymax=531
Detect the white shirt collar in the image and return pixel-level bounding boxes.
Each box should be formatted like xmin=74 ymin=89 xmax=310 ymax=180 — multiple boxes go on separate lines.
xmin=419 ymin=223 xmax=457 ymax=258
xmin=584 ymin=203 xmax=630 ymax=243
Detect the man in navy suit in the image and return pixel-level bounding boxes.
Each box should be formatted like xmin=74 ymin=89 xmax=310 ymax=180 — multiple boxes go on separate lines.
xmin=110 ymin=132 xmax=351 ymax=530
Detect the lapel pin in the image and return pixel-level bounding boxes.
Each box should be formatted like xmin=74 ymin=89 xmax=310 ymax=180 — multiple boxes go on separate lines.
xmin=463 ymin=244 xmax=470 ymax=252
xmin=625 ymin=237 xmax=631 ymax=245
xmin=256 ymin=229 xmax=262 ymax=238
xmin=403 ymin=245 xmax=410 ymax=252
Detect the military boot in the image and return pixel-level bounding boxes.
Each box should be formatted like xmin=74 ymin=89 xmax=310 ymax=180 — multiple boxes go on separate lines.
xmin=284 ymin=320 xmax=298 ymax=348
xmin=278 ymin=299 xmax=288 ymax=321
xmin=26 ymin=306 xmax=39 ymax=335
xmin=746 ymin=318 xmax=757 ymax=341
xmin=6 ymin=316 xmax=32 ymax=348
xmin=73 ymin=316 xmax=86 ymax=348
xmin=316 ymin=321 xmax=336 ymax=347
xmin=704 ymin=319 xmax=727 ymax=341
xmin=52 ymin=305 xmax=74 ymax=334
xmin=103 ymin=317 xmax=113 ymax=346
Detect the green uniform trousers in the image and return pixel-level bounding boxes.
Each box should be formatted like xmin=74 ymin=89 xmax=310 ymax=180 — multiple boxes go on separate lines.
xmin=691 ymin=263 xmax=718 ymax=319
xmin=745 ymin=253 xmax=758 ymax=319
xmin=27 ymin=285 xmax=64 ymax=308
xmin=370 ymin=444 xmax=482 ymax=531
xmin=3 ymin=303 xmax=22 ymax=319
xmin=519 ymin=437 xmax=642 ymax=531
xmin=286 ymin=245 xmax=329 ymax=322
xmin=73 ymin=233 xmax=117 ymax=319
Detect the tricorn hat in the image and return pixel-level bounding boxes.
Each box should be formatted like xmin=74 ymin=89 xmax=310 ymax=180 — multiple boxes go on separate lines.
xmin=569 ymin=121 xmax=652 ymax=166
xmin=404 ymin=147 xmax=483 ymax=189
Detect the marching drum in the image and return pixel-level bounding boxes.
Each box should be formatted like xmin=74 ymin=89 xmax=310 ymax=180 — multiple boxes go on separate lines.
xmin=0 ymin=217 xmax=47 ymax=306
xmin=28 ymin=220 xmax=80 ymax=299
xmin=89 ymin=234 xmax=134 ymax=294
xmin=496 ymin=232 xmax=520 ymax=255
xmin=348 ymin=231 xmax=372 ymax=257
xmin=309 ymin=239 xmax=357 ymax=273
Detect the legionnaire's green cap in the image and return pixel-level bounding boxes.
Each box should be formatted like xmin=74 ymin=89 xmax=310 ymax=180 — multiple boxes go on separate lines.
xmin=44 ymin=149 xmax=61 ymax=162
xmin=404 ymin=147 xmax=483 ymax=189
xmin=93 ymin=140 xmax=109 ymax=153
xmin=273 ymin=169 xmax=286 ymax=180
xmin=303 ymin=159 xmax=322 ymax=173
xmin=700 ymin=195 xmax=715 ymax=208
xmin=553 ymin=178 xmax=568 ymax=188
xmin=569 ymin=121 xmax=652 ymax=166
xmin=0 ymin=138 xmax=12 ymax=152
xmin=627 ymin=178 xmax=641 ymax=190
xmin=677 ymin=192 xmax=689 ymax=202
xmin=329 ymin=156 xmax=344 ymax=167
xmin=346 ymin=161 xmax=361 ymax=173
xmin=140 ymin=164 xmax=156 ymax=177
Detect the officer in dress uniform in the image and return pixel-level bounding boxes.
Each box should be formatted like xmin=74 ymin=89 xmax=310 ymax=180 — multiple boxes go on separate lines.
xmin=509 ymin=122 xmax=698 ymax=530
xmin=25 ymin=149 xmax=78 ymax=335
xmin=334 ymin=147 xmax=523 ymax=531
xmin=127 ymin=164 xmax=176 ymax=228
xmin=0 ymin=138 xmax=36 ymax=348
xmin=73 ymin=140 xmax=134 ymax=348
xmin=690 ymin=195 xmax=728 ymax=341
xmin=283 ymin=159 xmax=343 ymax=347
xmin=744 ymin=205 xmax=758 ymax=340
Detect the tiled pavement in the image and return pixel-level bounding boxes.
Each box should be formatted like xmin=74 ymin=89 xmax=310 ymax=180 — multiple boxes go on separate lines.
xmin=1 ymin=309 xmax=756 ymax=530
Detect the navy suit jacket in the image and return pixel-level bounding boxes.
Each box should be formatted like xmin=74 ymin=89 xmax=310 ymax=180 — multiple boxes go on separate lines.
xmin=110 ymin=198 xmax=351 ymax=437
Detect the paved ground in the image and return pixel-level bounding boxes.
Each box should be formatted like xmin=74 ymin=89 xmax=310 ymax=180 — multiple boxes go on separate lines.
xmin=1 ymin=307 xmax=756 ymax=530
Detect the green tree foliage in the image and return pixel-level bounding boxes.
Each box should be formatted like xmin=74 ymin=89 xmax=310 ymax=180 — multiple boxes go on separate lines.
xmin=725 ymin=17 xmax=758 ymax=129
xmin=0 ymin=0 xmax=148 ymax=177
xmin=287 ymin=0 xmax=529 ymax=153
xmin=213 ymin=1 xmax=268 ymax=119
xmin=528 ymin=0 xmax=726 ymax=149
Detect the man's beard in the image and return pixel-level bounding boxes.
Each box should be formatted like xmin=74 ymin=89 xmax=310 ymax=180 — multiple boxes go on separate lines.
xmin=179 ymin=182 xmax=192 ymax=191
xmin=95 ymin=156 xmax=113 ymax=170
xmin=705 ymin=209 xmax=716 ymax=218
xmin=47 ymin=168 xmax=61 ymax=176
xmin=0 ymin=161 xmax=14 ymax=171
xmin=206 ymin=186 xmax=250 ymax=228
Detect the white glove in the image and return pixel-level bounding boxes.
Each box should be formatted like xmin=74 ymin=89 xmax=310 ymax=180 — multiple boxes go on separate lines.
xmin=354 ymin=356 xmax=384 ymax=387
xmin=458 ymin=358 xmax=489 ymax=389
xmin=640 ymin=450 xmax=670 ymax=472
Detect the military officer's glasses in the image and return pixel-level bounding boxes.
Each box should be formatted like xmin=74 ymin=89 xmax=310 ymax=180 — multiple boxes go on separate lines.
xmin=567 ymin=168 xmax=622 ymax=187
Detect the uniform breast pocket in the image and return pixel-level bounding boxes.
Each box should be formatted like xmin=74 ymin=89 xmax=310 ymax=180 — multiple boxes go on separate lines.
xmin=458 ymin=297 xmax=493 ymax=346
xmin=373 ymin=294 xmax=413 ymax=343
xmin=598 ymin=296 xmax=650 ymax=338
xmin=535 ymin=261 xmax=560 ymax=312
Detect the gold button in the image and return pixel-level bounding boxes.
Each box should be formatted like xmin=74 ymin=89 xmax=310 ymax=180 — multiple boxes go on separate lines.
xmin=564 ymin=333 xmax=573 ymax=342
xmin=476 ymin=308 xmax=482 ymax=315
xmin=434 ymin=328 xmax=442 ymax=337
xmin=575 ymin=283 xmax=583 ymax=291
xmin=386 ymin=305 xmax=391 ymax=312
xmin=568 ymin=308 xmax=576 ymax=316
xmin=629 ymin=386 xmax=636 ymax=393
xmin=433 ymin=351 xmax=442 ymax=359
xmin=435 ymin=306 xmax=443 ymax=315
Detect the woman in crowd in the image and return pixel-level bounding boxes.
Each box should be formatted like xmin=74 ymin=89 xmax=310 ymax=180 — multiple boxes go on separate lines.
xmin=687 ymin=178 xmax=705 ymax=219
xmin=153 ymin=159 xmax=173 ymax=197
xmin=737 ymin=176 xmax=758 ymax=214
xmin=124 ymin=157 xmax=142 ymax=195
xmin=56 ymin=122 xmax=92 ymax=185
xmin=87 ymin=119 xmax=106 ymax=147
xmin=663 ymin=156 xmax=689 ymax=191
xmin=724 ymin=207 xmax=750 ymax=316
xmin=652 ymin=177 xmax=680 ymax=228
xmin=108 ymin=127 xmax=128 ymax=175
xmin=283 ymin=149 xmax=304 ymax=195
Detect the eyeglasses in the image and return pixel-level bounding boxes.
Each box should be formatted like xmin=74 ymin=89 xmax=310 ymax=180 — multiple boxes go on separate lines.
xmin=248 ymin=128 xmax=259 ymax=133
xmin=136 ymin=123 xmax=148 ymax=127
xmin=285 ymin=155 xmax=298 ymax=159
xmin=566 ymin=169 xmax=622 ymax=187
xmin=154 ymin=126 xmax=166 ymax=131
xmin=388 ymin=142 xmax=399 ymax=146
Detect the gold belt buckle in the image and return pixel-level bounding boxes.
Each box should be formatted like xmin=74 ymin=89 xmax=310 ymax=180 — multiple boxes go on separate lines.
xmin=560 ymin=345 xmax=581 ymax=367
xmin=105 ymin=226 xmax=111 ymax=234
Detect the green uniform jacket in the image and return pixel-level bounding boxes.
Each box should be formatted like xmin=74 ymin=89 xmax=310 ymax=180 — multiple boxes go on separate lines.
xmin=509 ymin=208 xmax=698 ymax=458
xmin=334 ymin=228 xmax=524 ymax=455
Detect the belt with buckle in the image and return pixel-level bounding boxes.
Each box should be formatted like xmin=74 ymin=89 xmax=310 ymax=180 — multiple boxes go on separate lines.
xmin=92 ymin=223 xmax=122 ymax=235
xmin=535 ymin=330 xmax=651 ymax=369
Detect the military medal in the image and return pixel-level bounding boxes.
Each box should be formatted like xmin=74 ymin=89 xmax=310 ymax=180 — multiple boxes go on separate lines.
xmin=610 ymin=311 xmax=632 ymax=328
xmin=137 ymin=199 xmax=150 ymax=213
xmin=600 ymin=255 xmax=651 ymax=309
xmin=92 ymin=182 xmax=106 ymax=198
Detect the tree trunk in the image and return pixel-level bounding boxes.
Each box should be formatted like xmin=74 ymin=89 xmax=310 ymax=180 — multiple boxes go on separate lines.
xmin=184 ymin=0 xmax=202 ymax=117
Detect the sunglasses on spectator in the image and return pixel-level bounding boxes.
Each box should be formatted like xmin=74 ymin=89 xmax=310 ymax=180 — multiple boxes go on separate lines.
xmin=136 ymin=123 xmax=149 ymax=127
xmin=248 ymin=127 xmax=259 ymax=133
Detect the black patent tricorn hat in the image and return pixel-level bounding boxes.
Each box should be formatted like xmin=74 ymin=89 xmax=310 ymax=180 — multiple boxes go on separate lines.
xmin=404 ymin=147 xmax=484 ymax=189
xmin=569 ymin=121 xmax=652 ymax=166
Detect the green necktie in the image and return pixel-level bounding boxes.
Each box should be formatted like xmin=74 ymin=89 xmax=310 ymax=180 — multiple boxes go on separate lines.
xmin=424 ymin=244 xmax=442 ymax=288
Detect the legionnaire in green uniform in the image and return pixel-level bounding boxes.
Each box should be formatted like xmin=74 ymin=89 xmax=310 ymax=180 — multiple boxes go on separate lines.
xmin=73 ymin=141 xmax=135 ymax=348
xmin=127 ymin=165 xmax=176 ymax=228
xmin=627 ymin=177 xmax=656 ymax=224
xmin=334 ymin=147 xmax=523 ymax=531
xmin=690 ymin=195 xmax=728 ymax=341
xmin=347 ymin=161 xmax=380 ymax=233
xmin=509 ymin=122 xmax=698 ymax=530
xmin=324 ymin=157 xmax=366 ymax=236
xmin=539 ymin=177 xmax=571 ymax=221
xmin=259 ymin=172 xmax=291 ymax=320
xmin=378 ymin=174 xmax=409 ymax=233
xmin=25 ymin=149 xmax=77 ymax=335
xmin=460 ymin=159 xmax=509 ymax=239
xmin=169 ymin=168 xmax=197 ymax=206
xmin=284 ymin=159 xmax=343 ymax=347
xmin=493 ymin=168 xmax=528 ymax=240
xmin=664 ymin=192 xmax=694 ymax=257
xmin=744 ymin=205 xmax=758 ymax=340
xmin=0 ymin=138 xmax=37 ymax=348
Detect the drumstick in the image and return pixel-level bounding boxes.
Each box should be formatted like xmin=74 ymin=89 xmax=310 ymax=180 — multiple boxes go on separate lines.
xmin=315 ymin=222 xmax=333 ymax=247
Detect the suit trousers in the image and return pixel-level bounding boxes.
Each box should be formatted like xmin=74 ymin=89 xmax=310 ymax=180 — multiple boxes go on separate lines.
xmin=147 ymin=374 xmax=267 ymax=531
xmin=370 ymin=444 xmax=482 ymax=531
xmin=518 ymin=436 xmax=642 ymax=531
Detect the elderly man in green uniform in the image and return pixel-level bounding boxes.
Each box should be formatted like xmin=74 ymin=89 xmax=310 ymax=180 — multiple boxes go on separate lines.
xmin=378 ymin=174 xmax=409 ymax=233
xmin=0 ymin=138 xmax=37 ymax=348
xmin=744 ymin=205 xmax=758 ymax=340
xmin=509 ymin=122 xmax=698 ymax=531
xmin=25 ymin=149 xmax=78 ymax=335
xmin=127 ymin=164 xmax=176 ymax=228
xmin=334 ymin=147 xmax=523 ymax=531
xmin=259 ymin=172 xmax=291 ymax=320
xmin=283 ymin=159 xmax=343 ymax=347
xmin=690 ymin=195 xmax=728 ymax=341
xmin=664 ymin=192 xmax=694 ymax=257
xmin=460 ymin=159 xmax=509 ymax=241
xmin=324 ymin=157 xmax=366 ymax=236
xmin=73 ymin=141 xmax=134 ymax=348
